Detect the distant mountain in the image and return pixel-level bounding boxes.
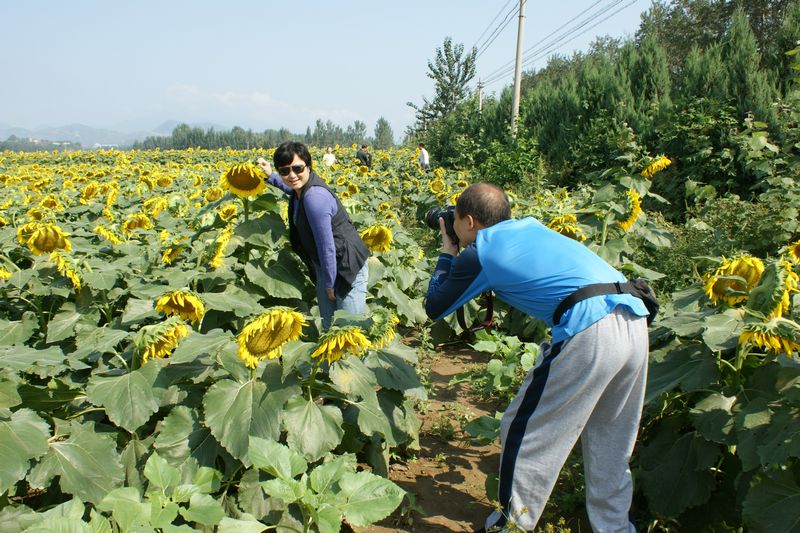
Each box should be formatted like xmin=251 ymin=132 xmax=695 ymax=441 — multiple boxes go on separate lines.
xmin=0 ymin=120 xmax=226 ymax=148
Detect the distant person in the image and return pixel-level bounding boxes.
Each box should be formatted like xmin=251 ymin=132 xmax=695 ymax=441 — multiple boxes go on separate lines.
xmin=356 ymin=144 xmax=372 ymax=169
xmin=322 ymin=146 xmax=336 ymax=167
xmin=418 ymin=142 xmax=430 ymax=171
xmin=256 ymin=142 xmax=370 ymax=330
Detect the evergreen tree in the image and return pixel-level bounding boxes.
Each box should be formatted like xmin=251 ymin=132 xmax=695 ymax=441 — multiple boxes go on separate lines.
xmin=373 ymin=117 xmax=394 ymax=149
xmin=724 ymin=8 xmax=777 ymax=122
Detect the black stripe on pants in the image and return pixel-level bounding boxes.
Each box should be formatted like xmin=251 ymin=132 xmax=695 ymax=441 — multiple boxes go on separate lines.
xmin=495 ymin=340 xmax=564 ymax=529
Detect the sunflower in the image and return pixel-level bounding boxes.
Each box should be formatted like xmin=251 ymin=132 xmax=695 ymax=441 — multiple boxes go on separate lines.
xmin=617 ymin=189 xmax=642 ymax=232
xmin=739 ymin=317 xmax=800 ymax=357
xmin=156 ymin=175 xmax=173 ymax=188
xmin=26 ymin=223 xmax=72 ymax=255
xmin=336 ymin=176 xmax=347 ymax=186
xmin=456 ymin=179 xmax=470 ymax=189
xmin=377 ymin=202 xmax=391 ymax=213
xmin=449 ymin=192 xmax=461 ymax=205
xmin=50 ymin=250 xmax=81 ymax=290
xmin=139 ymin=317 xmax=190 ymax=364
xmin=143 ymin=197 xmax=168 ymax=217
xmin=360 ymin=225 xmax=393 ymax=253
xmin=220 ymin=163 xmax=266 ymax=198
xmin=94 ymin=224 xmax=122 ymax=244
xmin=433 ymin=167 xmax=446 ymax=180
xmin=39 ymin=194 xmax=64 ymax=211
xmin=310 ymin=325 xmax=371 ymax=365
xmin=358 ymin=165 xmax=369 ymax=175
xmin=641 ymin=155 xmax=672 ymax=178
xmin=237 ymin=307 xmax=307 ymax=368
xmin=703 ymin=255 xmax=765 ymax=306
xmin=27 ymin=207 xmax=47 ymax=221
xmin=785 ymin=240 xmax=800 ymax=264
xmin=204 ymin=186 xmax=225 ymax=203
xmin=0 ymin=214 xmax=8 ymax=226
xmin=210 ymin=224 xmax=234 ymax=269
xmin=17 ymin=222 xmax=40 ymax=244
xmin=745 ymin=258 xmax=798 ymax=319
xmin=155 ymin=289 xmax=205 ymax=324
xmin=121 ymin=213 xmax=153 ymax=236
xmin=80 ymin=182 xmax=101 ymax=204
xmin=366 ymin=308 xmax=400 ymax=349
xmin=0 ymin=267 xmax=11 ymax=280
xmin=347 ymin=182 xmax=360 ymax=195
xmin=218 ymin=203 xmax=239 ymax=221
xmin=161 ymin=246 xmax=183 ymax=265
xmin=340 ymin=191 xmax=351 ymax=200
xmin=191 ymin=174 xmax=204 ymax=187
xmin=429 ymin=178 xmax=447 ymax=194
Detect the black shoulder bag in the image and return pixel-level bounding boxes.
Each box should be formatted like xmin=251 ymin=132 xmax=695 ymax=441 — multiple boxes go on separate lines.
xmin=552 ymin=278 xmax=659 ymax=326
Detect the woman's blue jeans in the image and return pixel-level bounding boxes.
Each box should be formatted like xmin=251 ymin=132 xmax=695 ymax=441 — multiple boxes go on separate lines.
xmin=315 ymin=262 xmax=369 ymax=330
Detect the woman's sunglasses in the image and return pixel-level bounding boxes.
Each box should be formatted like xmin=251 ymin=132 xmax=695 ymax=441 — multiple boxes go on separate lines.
xmin=277 ymin=163 xmax=307 ymax=176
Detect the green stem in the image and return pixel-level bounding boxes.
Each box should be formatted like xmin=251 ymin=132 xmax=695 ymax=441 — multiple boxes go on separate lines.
xmin=306 ymin=361 xmax=322 ymax=401
xmin=243 ymin=197 xmax=250 ymax=223
xmin=600 ymin=218 xmax=609 ymax=247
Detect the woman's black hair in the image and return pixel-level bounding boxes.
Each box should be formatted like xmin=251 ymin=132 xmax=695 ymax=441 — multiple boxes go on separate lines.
xmin=273 ymin=141 xmax=312 ymax=170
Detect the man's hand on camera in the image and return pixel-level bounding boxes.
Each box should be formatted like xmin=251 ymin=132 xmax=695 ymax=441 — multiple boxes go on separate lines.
xmin=256 ymin=157 xmax=272 ymax=175
xmin=439 ymin=217 xmax=458 ymax=256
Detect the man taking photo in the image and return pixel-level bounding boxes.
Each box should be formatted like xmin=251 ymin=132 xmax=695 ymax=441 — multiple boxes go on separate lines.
xmin=425 ymin=182 xmax=650 ymax=532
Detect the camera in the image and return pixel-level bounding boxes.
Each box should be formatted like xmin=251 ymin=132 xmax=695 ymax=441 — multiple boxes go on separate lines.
xmin=424 ymin=206 xmax=459 ymax=246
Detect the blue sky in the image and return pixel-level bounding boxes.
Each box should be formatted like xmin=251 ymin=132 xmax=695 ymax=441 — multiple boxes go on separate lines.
xmin=0 ymin=0 xmax=650 ymax=135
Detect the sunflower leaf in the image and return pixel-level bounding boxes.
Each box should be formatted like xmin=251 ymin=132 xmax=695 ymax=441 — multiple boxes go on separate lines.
xmin=27 ymin=423 xmax=125 ymax=505
xmin=0 ymin=408 xmax=50 ymax=494
xmin=284 ymin=397 xmax=344 ymax=462
xmin=0 ymin=311 xmax=37 ymax=346
xmin=86 ymin=364 xmax=161 ymax=432
xmin=337 ymin=471 xmax=405 ymax=527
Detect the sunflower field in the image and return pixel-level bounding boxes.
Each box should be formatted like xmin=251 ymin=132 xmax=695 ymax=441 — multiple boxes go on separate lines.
xmin=1 ymin=110 xmax=800 ymax=533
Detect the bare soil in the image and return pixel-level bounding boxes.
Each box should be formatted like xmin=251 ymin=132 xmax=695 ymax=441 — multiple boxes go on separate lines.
xmin=364 ymin=344 xmax=503 ymax=533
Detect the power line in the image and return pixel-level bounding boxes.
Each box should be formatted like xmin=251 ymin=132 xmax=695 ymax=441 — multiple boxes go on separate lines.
xmin=471 ymin=0 xmax=515 ymax=52
xmin=475 ymin=0 xmax=523 ymax=60
xmin=482 ymin=0 xmax=608 ymax=82
xmin=483 ymin=0 xmax=627 ymax=85
xmin=483 ymin=0 xmax=638 ymax=87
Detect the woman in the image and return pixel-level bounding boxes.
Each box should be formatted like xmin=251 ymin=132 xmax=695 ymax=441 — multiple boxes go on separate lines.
xmin=257 ymin=142 xmax=369 ymax=330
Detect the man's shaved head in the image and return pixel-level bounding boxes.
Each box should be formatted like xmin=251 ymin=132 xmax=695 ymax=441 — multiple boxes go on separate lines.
xmin=455 ymin=183 xmax=511 ymax=227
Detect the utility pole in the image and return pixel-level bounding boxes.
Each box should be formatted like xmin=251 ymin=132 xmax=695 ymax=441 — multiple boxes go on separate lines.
xmin=510 ymin=0 xmax=526 ymax=136
xmin=477 ymin=79 xmax=484 ymax=114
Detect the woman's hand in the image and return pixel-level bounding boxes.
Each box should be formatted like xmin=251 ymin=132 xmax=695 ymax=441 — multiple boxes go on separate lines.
xmin=326 ymin=288 xmax=336 ymax=301
xmin=256 ymin=157 xmax=272 ymax=175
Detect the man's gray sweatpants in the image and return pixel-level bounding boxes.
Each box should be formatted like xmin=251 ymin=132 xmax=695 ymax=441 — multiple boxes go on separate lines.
xmin=486 ymin=307 xmax=649 ymax=532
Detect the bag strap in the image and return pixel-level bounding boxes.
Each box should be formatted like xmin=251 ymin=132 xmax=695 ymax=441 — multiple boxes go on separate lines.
xmin=457 ymin=291 xmax=495 ymax=333
xmin=552 ymin=281 xmax=636 ymax=325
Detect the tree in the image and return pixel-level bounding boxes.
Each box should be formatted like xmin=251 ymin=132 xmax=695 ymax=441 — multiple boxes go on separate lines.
xmin=407 ymin=37 xmax=477 ymax=131
xmin=373 ymin=117 xmax=394 ymax=149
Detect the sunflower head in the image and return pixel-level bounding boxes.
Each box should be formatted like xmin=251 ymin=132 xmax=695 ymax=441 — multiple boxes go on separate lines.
xmin=785 ymin=240 xmax=800 ymax=264
xmin=122 ymin=213 xmax=154 ymax=236
xmin=26 ymin=223 xmax=72 ymax=255
xmin=155 ymin=290 xmax=205 ymax=324
xmin=617 ymin=189 xmax=642 ymax=232
xmin=336 ymin=176 xmax=347 ymax=186
xmin=310 ymin=325 xmax=371 ymax=365
xmin=365 ymin=308 xmax=400 ymax=350
xmin=703 ymin=255 xmax=765 ymax=307
xmin=641 ymin=155 xmax=672 ymax=178
xmin=347 ymin=182 xmax=360 ymax=195
xmin=94 ymin=224 xmax=122 ymax=245
xmin=143 ymin=197 xmax=168 ymax=217
xmin=50 ymin=250 xmax=81 ymax=290
xmin=237 ymin=307 xmax=307 ymax=368
xmin=739 ymin=316 xmax=800 ymax=358
xmin=204 ymin=186 xmax=225 ymax=203
xmin=429 ymin=178 xmax=447 ymax=194
xmin=137 ymin=316 xmax=190 ymax=364
xmin=360 ymin=225 xmax=393 ymax=253
xmin=377 ymin=202 xmax=391 ymax=213
xmin=220 ymin=163 xmax=266 ymax=198
xmin=218 ymin=203 xmax=239 ymax=222
xmin=745 ymin=258 xmax=798 ymax=318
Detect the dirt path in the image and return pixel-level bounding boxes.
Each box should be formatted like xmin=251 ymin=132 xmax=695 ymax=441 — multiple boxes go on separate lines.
xmin=365 ymin=345 xmax=502 ymax=533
